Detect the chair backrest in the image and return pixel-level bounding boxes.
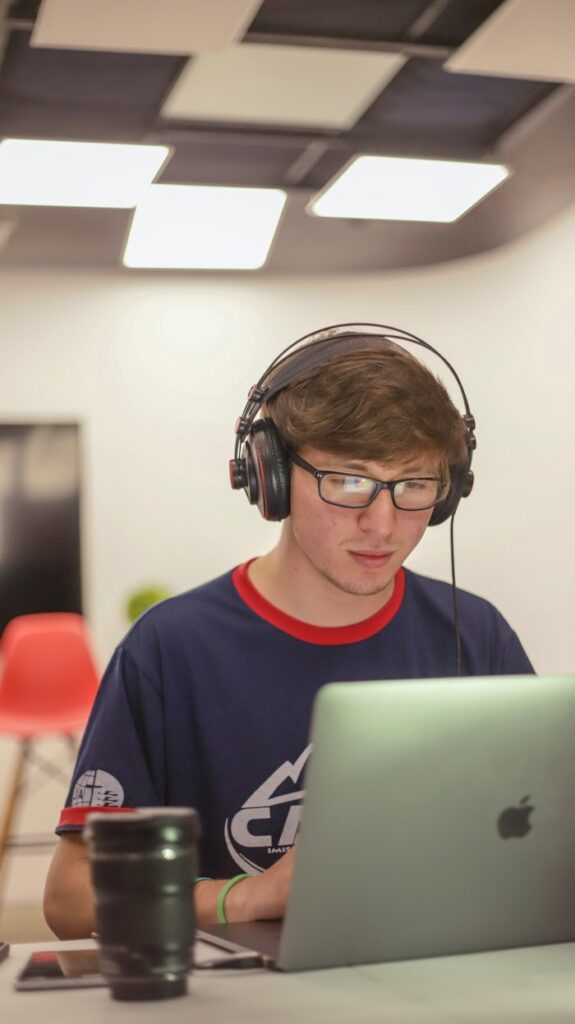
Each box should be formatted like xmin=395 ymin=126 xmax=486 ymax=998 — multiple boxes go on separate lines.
xmin=0 ymin=612 xmax=100 ymax=718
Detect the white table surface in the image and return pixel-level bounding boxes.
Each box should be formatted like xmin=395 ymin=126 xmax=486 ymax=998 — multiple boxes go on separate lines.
xmin=2 ymin=937 xmax=575 ymax=1023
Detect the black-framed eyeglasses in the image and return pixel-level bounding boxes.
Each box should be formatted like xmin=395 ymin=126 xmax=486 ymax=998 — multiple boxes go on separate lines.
xmin=290 ymin=452 xmax=448 ymax=511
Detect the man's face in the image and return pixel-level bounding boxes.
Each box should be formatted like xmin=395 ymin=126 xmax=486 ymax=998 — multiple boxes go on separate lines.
xmin=284 ymin=446 xmax=439 ymax=599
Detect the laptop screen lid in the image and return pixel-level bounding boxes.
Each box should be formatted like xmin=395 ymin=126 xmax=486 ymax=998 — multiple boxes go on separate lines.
xmin=199 ymin=675 xmax=575 ymax=971
xmin=274 ymin=674 xmax=575 ymax=970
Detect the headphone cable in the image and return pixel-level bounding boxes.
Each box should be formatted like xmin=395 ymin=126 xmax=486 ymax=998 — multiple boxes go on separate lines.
xmin=450 ymin=512 xmax=463 ymax=676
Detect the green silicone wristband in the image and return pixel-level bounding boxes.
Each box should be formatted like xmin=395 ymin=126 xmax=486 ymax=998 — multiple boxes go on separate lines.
xmin=216 ymin=874 xmax=250 ymax=924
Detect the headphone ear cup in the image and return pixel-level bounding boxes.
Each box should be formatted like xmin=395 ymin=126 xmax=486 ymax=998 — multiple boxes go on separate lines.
xmin=429 ymin=464 xmax=474 ymax=526
xmin=244 ymin=420 xmax=291 ymax=521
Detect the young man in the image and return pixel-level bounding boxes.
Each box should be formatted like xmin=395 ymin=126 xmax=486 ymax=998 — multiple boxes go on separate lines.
xmin=43 ymin=327 xmax=533 ymax=938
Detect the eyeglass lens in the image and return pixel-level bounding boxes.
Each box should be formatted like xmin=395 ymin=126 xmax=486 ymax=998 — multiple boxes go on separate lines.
xmin=319 ymin=474 xmax=444 ymax=510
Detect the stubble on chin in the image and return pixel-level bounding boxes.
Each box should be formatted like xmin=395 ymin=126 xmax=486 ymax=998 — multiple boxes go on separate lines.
xmin=319 ymin=565 xmax=395 ymax=600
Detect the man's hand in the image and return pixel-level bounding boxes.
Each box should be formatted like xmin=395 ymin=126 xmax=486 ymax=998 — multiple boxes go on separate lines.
xmin=194 ymin=847 xmax=296 ymax=925
xmin=226 ymin=847 xmax=296 ymax=922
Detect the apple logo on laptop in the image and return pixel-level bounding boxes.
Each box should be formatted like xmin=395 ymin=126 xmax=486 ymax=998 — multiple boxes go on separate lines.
xmin=497 ymin=795 xmax=534 ymax=839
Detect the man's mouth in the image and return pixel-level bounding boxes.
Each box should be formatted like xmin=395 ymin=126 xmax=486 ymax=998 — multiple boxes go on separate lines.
xmin=348 ymin=550 xmax=394 ymax=568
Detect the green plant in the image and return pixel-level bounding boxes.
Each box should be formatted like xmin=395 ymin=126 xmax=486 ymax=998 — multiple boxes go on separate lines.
xmin=125 ymin=585 xmax=171 ymax=623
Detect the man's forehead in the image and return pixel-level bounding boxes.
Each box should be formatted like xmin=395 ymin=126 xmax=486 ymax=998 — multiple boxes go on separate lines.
xmin=301 ymin=446 xmax=442 ymax=476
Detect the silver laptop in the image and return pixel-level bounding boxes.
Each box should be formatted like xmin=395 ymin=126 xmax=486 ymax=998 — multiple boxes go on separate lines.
xmin=199 ymin=674 xmax=575 ymax=971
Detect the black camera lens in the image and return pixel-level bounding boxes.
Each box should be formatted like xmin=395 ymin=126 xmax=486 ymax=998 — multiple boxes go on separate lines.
xmin=85 ymin=807 xmax=201 ymax=1001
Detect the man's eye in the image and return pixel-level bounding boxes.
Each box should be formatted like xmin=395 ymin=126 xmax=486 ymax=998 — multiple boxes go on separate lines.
xmin=342 ymin=476 xmax=372 ymax=492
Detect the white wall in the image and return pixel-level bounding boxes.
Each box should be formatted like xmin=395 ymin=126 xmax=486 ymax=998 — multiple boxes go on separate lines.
xmin=1 ymin=203 xmax=574 ymax=905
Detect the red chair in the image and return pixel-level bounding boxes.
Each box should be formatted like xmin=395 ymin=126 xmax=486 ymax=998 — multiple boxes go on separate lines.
xmin=0 ymin=613 xmax=99 ymax=897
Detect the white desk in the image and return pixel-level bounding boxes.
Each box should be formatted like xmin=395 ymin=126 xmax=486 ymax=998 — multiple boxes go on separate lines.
xmin=2 ymin=938 xmax=575 ymax=1022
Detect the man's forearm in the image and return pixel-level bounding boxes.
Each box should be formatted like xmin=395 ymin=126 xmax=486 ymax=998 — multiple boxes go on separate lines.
xmin=43 ymin=868 xmax=96 ymax=939
xmin=43 ymin=834 xmax=96 ymax=939
xmin=44 ymin=838 xmax=291 ymax=935
xmin=195 ymin=850 xmax=293 ymax=924
xmin=194 ymin=877 xmax=256 ymax=925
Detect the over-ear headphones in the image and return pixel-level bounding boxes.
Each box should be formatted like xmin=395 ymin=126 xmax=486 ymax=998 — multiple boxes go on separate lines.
xmin=230 ymin=323 xmax=476 ymax=526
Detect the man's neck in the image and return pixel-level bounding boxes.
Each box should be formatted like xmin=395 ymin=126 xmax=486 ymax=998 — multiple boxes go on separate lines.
xmin=247 ymin=544 xmax=395 ymax=629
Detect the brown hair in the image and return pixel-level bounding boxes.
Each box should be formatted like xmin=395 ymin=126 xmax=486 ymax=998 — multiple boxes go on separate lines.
xmin=263 ymin=343 xmax=469 ymax=480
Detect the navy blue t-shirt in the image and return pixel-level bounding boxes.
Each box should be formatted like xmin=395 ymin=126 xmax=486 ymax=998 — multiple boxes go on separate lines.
xmin=57 ymin=564 xmax=533 ymax=878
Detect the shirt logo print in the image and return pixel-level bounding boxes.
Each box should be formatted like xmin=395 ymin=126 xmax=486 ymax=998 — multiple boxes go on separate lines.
xmin=72 ymin=769 xmax=125 ymax=808
xmin=224 ymin=745 xmax=311 ymax=874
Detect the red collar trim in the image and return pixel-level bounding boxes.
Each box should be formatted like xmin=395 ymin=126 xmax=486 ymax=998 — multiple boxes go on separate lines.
xmin=231 ymin=562 xmax=405 ymax=646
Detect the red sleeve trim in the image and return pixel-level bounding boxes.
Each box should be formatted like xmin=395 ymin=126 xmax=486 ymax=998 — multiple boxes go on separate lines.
xmin=232 ymin=561 xmax=405 ymax=646
xmin=58 ymin=806 xmax=137 ymax=829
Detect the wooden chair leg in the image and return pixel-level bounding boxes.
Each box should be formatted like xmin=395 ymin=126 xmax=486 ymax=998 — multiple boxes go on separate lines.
xmin=65 ymin=733 xmax=79 ymax=759
xmin=0 ymin=739 xmax=31 ymax=899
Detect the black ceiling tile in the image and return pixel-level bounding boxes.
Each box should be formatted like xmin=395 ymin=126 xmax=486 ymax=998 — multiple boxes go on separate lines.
xmin=0 ymin=106 xmax=152 ymax=142
xmin=158 ymin=139 xmax=304 ymax=187
xmin=296 ymin=149 xmax=352 ymax=191
xmin=353 ymin=59 xmax=559 ymax=149
xmin=7 ymin=0 xmax=40 ymax=19
xmin=248 ymin=0 xmax=432 ymax=42
xmin=414 ymin=0 xmax=506 ymax=47
xmin=0 ymin=31 xmax=185 ymax=115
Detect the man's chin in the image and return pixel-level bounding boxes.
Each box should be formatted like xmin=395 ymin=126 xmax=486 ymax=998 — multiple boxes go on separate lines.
xmin=322 ymin=569 xmax=395 ymax=600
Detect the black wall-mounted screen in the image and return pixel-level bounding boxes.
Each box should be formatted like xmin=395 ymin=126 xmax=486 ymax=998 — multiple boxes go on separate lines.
xmin=0 ymin=423 xmax=82 ymax=635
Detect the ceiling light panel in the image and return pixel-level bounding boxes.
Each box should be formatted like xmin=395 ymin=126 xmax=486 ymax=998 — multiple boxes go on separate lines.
xmin=31 ymin=0 xmax=264 ymax=55
xmin=0 ymin=140 xmax=170 ymax=208
xmin=123 ymin=184 xmax=287 ymax=270
xmin=446 ymin=0 xmax=575 ymax=83
xmin=309 ymin=156 xmax=510 ymax=223
xmin=161 ymin=43 xmax=405 ymax=129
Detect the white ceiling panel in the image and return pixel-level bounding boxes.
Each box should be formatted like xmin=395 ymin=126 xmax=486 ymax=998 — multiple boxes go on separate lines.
xmin=161 ymin=43 xmax=405 ymax=129
xmin=31 ymin=0 xmax=264 ymax=55
xmin=446 ymin=0 xmax=575 ymax=83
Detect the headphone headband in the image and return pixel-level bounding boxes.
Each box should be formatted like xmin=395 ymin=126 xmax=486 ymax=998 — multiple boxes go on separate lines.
xmin=234 ymin=323 xmax=475 ymax=460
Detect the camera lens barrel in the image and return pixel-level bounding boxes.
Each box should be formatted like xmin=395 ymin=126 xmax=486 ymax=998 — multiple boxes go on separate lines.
xmin=86 ymin=807 xmax=201 ymax=1001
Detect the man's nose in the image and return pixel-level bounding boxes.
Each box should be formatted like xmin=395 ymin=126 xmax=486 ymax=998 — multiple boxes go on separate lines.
xmin=357 ymin=488 xmax=397 ymax=531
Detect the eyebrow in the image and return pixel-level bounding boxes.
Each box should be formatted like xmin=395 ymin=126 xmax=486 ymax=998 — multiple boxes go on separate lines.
xmin=333 ymin=461 xmax=435 ymax=477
